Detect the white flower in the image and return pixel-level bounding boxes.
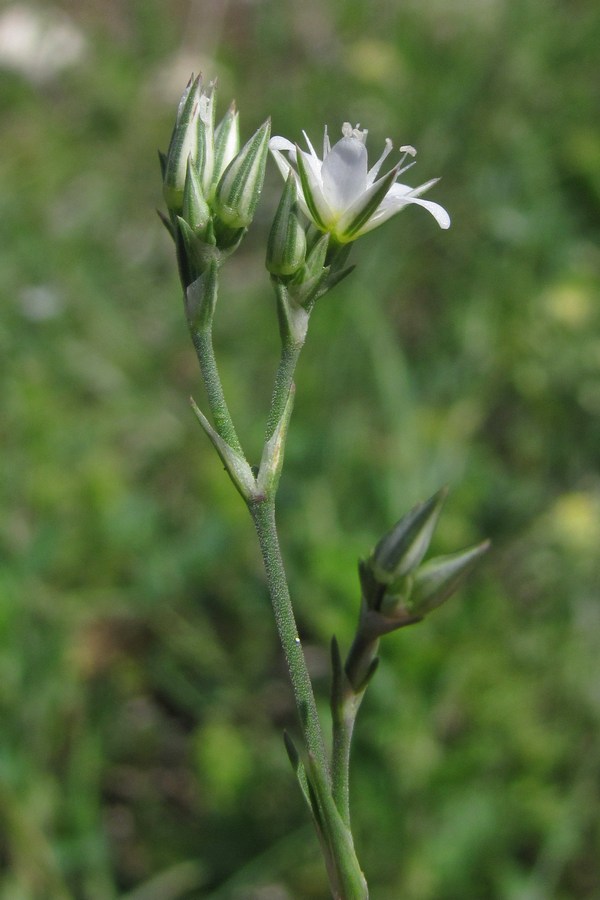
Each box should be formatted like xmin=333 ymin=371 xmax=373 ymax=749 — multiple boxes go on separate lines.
xmin=269 ymin=123 xmax=450 ymax=243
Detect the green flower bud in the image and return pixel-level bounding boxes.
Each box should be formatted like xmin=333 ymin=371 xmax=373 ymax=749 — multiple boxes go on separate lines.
xmin=407 ymin=541 xmax=490 ymax=616
xmin=182 ymin=158 xmax=211 ymax=237
xmin=163 ymin=74 xmax=202 ymax=213
xmin=266 ymin=172 xmax=306 ymax=276
xmin=212 ymin=102 xmax=240 ymax=195
xmin=213 ymin=119 xmax=271 ymax=228
xmin=371 ymin=487 xmax=447 ymax=584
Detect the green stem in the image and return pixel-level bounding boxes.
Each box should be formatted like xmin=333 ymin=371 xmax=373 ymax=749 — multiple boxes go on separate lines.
xmin=189 ymin=321 xmax=244 ymax=456
xmin=264 ymin=341 xmax=303 ymax=442
xmin=331 ymin=697 xmax=355 ymax=830
xmin=344 ymin=633 xmax=380 ymax=697
xmin=184 ymin=261 xmax=245 ymax=457
xmin=331 ymin=635 xmax=380 ymax=828
xmin=250 ymin=497 xmax=329 ymax=781
xmin=264 ymin=279 xmax=309 ymax=442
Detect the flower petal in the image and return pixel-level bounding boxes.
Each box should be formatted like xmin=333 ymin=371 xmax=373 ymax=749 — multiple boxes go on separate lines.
xmin=269 ymin=135 xmax=297 ymax=162
xmin=360 ymin=181 xmax=450 ymax=233
xmin=406 ymin=197 xmax=451 ymax=229
xmin=321 ymin=133 xmax=368 ymax=214
xmin=406 ymin=177 xmax=439 ymax=199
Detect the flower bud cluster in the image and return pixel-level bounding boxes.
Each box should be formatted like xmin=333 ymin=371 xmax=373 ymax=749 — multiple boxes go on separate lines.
xmin=358 ymin=488 xmax=489 ymax=639
xmin=160 ymin=75 xmax=270 ymax=287
xmin=343 ymin=489 xmax=488 ymax=692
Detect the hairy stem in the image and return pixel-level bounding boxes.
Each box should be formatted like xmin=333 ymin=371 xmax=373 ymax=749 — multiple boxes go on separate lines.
xmin=331 ymin=697 xmax=356 ymax=829
xmin=183 ymin=261 xmax=245 ymax=456
xmin=189 ymin=321 xmax=244 ymax=456
xmin=331 ymin=634 xmax=380 ymax=827
xmin=250 ymin=497 xmax=329 ymax=781
xmin=264 ymin=342 xmax=303 ymax=442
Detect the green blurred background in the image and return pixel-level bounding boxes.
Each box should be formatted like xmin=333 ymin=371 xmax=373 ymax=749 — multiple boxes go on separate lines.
xmin=1 ymin=1 xmax=599 ymax=897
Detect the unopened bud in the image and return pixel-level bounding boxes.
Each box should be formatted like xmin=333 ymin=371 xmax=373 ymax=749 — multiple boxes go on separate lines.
xmin=371 ymin=487 xmax=448 ymax=583
xmin=266 ymin=172 xmax=306 ymax=276
xmin=408 ymin=541 xmax=490 ymax=616
xmin=214 ymin=119 xmax=271 ymax=228
xmin=163 ymin=75 xmax=202 ymax=213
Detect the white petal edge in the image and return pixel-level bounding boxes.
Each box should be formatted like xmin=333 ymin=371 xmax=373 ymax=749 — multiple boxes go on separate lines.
xmin=359 ymin=182 xmax=450 ymax=234
xmin=269 ymin=136 xmax=297 ymax=161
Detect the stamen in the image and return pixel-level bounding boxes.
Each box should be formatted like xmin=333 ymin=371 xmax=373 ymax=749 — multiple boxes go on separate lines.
xmin=397 ymin=159 xmax=417 ymax=178
xmin=342 ymin=122 xmax=353 ymax=138
xmin=323 ymin=125 xmax=331 ymax=157
xmin=398 ymin=145 xmax=417 ymax=166
xmin=352 ymin=124 xmax=368 ymax=143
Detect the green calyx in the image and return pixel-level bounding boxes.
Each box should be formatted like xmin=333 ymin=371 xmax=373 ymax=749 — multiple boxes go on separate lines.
xmin=266 ymin=172 xmax=306 ymax=276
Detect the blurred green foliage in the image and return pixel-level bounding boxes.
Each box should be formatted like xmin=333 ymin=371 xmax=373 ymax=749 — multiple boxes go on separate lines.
xmin=1 ymin=0 xmax=599 ymax=897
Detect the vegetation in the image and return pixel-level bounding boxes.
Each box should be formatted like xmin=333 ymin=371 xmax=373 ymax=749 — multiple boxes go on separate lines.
xmin=1 ymin=1 xmax=599 ymax=897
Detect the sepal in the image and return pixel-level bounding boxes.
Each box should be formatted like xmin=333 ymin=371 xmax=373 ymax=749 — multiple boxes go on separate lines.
xmin=323 ymin=264 xmax=356 ymax=294
xmin=156 ymin=208 xmax=175 ymax=240
xmin=158 ymin=149 xmax=167 ymax=180
xmin=371 ymin=487 xmax=447 ymax=583
xmin=287 ymin=233 xmax=331 ymax=308
xmin=408 ymin=541 xmax=491 ymax=615
xmin=295 ymin=145 xmax=328 ymax=231
xmin=336 ymin=164 xmax=400 ymax=242
xmin=177 ymin=217 xmax=218 ymax=285
xmin=266 ymin=171 xmax=306 ymax=276
xmin=182 ymin=159 xmax=211 ymax=237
